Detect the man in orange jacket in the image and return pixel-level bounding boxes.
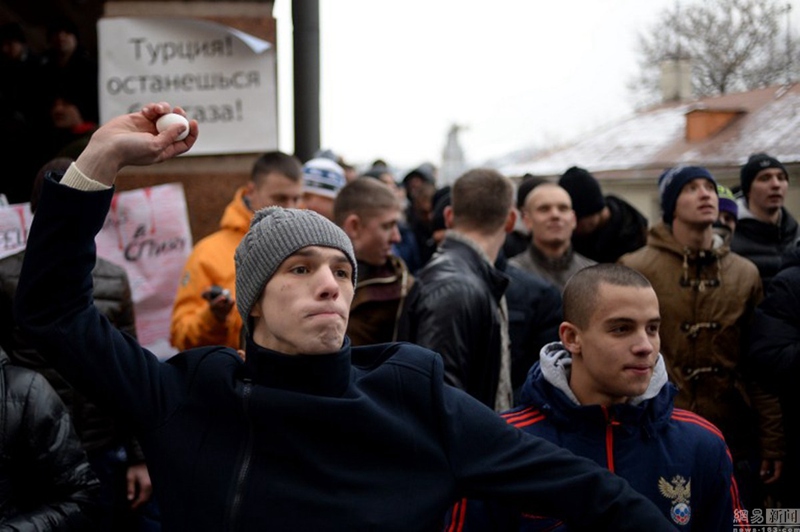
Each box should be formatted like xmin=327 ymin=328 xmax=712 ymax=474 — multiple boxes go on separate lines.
xmin=170 ymin=152 xmax=303 ymax=350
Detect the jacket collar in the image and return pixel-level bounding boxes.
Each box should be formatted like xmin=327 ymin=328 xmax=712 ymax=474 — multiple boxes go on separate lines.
xmin=243 ymin=336 xmax=353 ymax=397
xmin=520 ymin=342 xmax=675 ymax=430
xmin=648 ymin=222 xmax=728 ymax=258
xmin=439 ymin=233 xmax=510 ymax=300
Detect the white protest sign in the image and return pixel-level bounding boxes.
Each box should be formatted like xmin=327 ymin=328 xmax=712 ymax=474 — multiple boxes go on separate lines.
xmin=0 ymin=204 xmax=32 ymax=261
xmin=98 ymin=17 xmax=277 ymax=156
xmin=96 ymin=183 xmax=192 ymax=360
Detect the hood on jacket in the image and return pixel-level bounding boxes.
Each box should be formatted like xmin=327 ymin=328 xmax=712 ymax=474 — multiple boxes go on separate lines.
xmin=521 ymin=341 xmax=669 ymax=408
xmin=736 ymin=197 xmax=756 ymax=222
xmin=648 ymin=222 xmax=727 ymax=255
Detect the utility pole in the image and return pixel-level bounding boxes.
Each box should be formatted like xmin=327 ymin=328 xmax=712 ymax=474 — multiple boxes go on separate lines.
xmin=292 ymin=0 xmax=320 ymax=162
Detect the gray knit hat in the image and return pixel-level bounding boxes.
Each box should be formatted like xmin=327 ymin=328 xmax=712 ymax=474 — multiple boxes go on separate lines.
xmin=234 ymin=207 xmax=357 ymax=331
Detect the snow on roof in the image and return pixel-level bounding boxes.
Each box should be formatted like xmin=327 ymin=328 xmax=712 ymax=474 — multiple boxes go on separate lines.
xmin=713 ymin=90 xmax=800 ymax=165
xmin=502 ymin=84 xmax=800 ymax=178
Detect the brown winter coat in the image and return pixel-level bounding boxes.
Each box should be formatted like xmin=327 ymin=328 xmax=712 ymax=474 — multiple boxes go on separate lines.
xmin=619 ymin=223 xmax=784 ymax=461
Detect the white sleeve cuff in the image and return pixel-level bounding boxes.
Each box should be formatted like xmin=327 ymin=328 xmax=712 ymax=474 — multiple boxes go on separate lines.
xmin=60 ymin=162 xmax=112 ymax=191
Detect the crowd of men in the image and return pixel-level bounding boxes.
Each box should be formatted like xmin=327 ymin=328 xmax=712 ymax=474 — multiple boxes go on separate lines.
xmin=1 ymin=94 xmax=799 ymax=530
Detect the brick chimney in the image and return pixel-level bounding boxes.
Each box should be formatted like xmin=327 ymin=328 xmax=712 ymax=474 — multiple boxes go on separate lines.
xmin=684 ymin=106 xmax=745 ymax=141
xmin=660 ymin=58 xmax=692 ymax=102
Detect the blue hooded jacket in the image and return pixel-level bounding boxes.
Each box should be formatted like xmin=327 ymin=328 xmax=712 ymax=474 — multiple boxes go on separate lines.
xmin=447 ymin=342 xmax=745 ymax=532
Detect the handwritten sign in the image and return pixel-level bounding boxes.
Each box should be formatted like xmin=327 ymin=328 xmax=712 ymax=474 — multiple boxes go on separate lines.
xmin=96 ymin=183 xmax=192 ymax=360
xmin=3 ymin=184 xmax=191 ymax=359
xmin=0 ymin=204 xmax=32 ymax=261
xmin=98 ymin=17 xmax=277 ymax=155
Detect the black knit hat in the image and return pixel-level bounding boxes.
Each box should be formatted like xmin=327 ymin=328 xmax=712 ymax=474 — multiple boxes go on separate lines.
xmin=558 ymin=167 xmax=605 ymax=219
xmin=739 ymin=153 xmax=787 ymax=198
xmin=431 ymin=187 xmax=452 ymax=233
xmin=516 ymin=174 xmax=548 ymax=210
xmin=402 ymin=163 xmax=435 ymax=186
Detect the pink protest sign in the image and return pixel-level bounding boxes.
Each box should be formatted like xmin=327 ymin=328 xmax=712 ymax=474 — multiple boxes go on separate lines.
xmin=0 ymin=204 xmax=33 ymax=261
xmin=96 ymin=183 xmax=192 ymax=359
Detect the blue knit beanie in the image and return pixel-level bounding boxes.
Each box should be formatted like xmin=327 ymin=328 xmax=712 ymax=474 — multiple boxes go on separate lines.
xmin=658 ymin=166 xmax=717 ymax=224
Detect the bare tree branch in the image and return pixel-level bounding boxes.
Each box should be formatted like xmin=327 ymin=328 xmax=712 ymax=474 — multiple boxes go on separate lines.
xmin=629 ymin=0 xmax=800 ymax=107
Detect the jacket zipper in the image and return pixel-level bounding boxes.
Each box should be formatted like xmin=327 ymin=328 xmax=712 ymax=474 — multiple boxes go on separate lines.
xmin=226 ymin=379 xmax=254 ymax=531
xmin=601 ymin=406 xmax=619 ymax=473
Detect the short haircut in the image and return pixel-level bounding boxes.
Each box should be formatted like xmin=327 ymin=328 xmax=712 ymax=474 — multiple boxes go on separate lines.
xmin=333 ymin=177 xmax=400 ymax=227
xmin=251 ymin=151 xmax=303 ymax=184
xmin=523 ymin=182 xmax=572 ymax=212
xmin=562 ymin=264 xmax=652 ymax=329
xmin=451 ymin=168 xmax=513 ymax=233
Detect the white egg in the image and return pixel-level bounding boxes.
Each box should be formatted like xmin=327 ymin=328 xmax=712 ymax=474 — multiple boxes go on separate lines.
xmin=156 ymin=113 xmax=190 ymax=141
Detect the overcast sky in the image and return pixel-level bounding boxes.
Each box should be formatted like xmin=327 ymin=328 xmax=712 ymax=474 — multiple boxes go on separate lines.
xmin=272 ymin=0 xmax=800 ymax=172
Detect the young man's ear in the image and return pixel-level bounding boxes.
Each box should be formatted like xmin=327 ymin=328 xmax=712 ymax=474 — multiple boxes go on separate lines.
xmin=443 ymin=205 xmax=454 ymax=229
xmin=249 ymin=293 xmax=262 ymax=318
xmin=559 ymin=321 xmax=582 ymax=356
xmin=504 ymin=208 xmax=517 ymax=234
xmin=341 ymin=213 xmax=362 ymax=239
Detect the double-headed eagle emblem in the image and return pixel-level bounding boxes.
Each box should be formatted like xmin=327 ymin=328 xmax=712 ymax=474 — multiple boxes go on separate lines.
xmin=659 ymin=475 xmax=691 ymax=525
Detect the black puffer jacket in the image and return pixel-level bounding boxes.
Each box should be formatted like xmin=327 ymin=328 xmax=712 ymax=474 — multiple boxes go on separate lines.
xmin=496 ymin=254 xmax=562 ymax=394
xmin=749 ymin=241 xmax=800 ymax=501
xmin=0 ymin=250 xmax=143 ymax=460
xmin=0 ymin=349 xmax=99 ymax=530
xmin=571 ymin=195 xmax=648 ymax=263
xmin=732 ymin=205 xmax=800 ymax=287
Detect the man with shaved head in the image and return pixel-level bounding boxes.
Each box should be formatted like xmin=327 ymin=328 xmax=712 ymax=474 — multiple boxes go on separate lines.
xmin=510 ymin=183 xmax=595 ymax=289
xmin=448 ymin=264 xmax=745 ymax=532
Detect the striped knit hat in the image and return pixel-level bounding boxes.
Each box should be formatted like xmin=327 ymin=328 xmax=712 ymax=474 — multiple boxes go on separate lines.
xmin=234 ymin=207 xmax=356 ymax=330
xmin=302 ymin=157 xmax=346 ymax=199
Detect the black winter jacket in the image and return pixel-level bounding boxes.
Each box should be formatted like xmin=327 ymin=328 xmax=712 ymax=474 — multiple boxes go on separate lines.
xmin=732 ymin=206 xmax=800 ymax=287
xmin=496 ymin=254 xmax=562 ymax=393
xmin=0 ymin=349 xmax=99 ymax=530
xmin=399 ymin=235 xmax=509 ymax=409
xmin=749 ymin=242 xmax=800 ymax=498
xmin=571 ymin=195 xmax=648 ymax=263
xmin=0 ymin=250 xmax=144 ymax=461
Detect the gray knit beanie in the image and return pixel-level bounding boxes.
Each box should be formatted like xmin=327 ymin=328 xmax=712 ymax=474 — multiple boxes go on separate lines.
xmin=234 ymin=207 xmax=357 ymax=331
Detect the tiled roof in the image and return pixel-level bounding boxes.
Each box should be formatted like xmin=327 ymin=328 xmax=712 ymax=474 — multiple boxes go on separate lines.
xmin=501 ymin=84 xmax=800 ymax=178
